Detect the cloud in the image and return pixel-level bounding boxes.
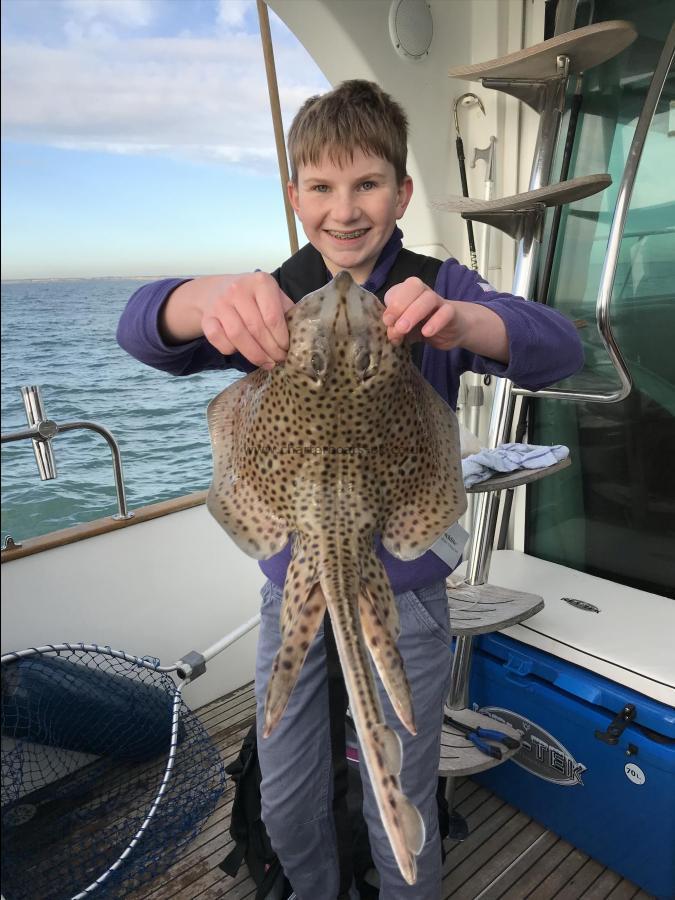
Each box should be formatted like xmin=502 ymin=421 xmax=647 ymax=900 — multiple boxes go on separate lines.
xmin=63 ymin=0 xmax=155 ymax=27
xmin=62 ymin=0 xmax=156 ymax=41
xmin=216 ymin=0 xmax=249 ymax=30
xmin=1 ymin=6 xmax=329 ymax=174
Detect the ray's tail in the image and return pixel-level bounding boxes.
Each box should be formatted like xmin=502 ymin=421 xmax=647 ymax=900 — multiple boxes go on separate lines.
xmin=320 ymin=554 xmax=426 ymax=886
xmin=261 ymin=543 xmax=426 ymax=885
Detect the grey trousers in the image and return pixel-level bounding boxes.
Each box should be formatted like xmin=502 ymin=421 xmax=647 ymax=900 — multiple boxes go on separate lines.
xmin=255 ymin=578 xmax=452 ymax=900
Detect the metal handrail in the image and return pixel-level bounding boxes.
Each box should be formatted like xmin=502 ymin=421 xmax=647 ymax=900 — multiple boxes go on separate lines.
xmin=514 ymin=21 xmax=675 ymax=403
xmin=1 ymin=388 xmax=133 ymax=522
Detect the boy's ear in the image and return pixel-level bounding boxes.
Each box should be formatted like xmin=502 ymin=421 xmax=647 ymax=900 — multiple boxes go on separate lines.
xmin=287 ymin=180 xmax=300 ymax=214
xmin=396 ymin=176 xmax=414 ymax=219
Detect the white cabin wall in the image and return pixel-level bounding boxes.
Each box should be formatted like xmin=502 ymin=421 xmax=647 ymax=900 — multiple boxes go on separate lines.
xmin=1 ymin=505 xmax=265 ymax=708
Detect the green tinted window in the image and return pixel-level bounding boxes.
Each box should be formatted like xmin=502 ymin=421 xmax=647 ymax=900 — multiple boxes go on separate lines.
xmin=526 ymin=1 xmax=675 ymax=597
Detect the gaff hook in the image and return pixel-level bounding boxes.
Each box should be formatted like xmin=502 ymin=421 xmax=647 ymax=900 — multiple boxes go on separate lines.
xmin=452 ymin=93 xmax=486 ymax=272
xmin=453 ymin=92 xmax=485 ymax=139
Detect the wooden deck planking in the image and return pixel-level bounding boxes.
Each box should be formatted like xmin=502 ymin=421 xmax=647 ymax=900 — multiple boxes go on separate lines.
xmin=130 ymin=688 xmax=256 ymax=900
xmin=538 ymin=857 xmax=607 ymax=900
xmin=578 ymin=870 xmax=625 ymax=899
xmin=447 ymin=819 xmax=548 ymax=899
xmin=125 ymin=682 xmax=652 ymax=899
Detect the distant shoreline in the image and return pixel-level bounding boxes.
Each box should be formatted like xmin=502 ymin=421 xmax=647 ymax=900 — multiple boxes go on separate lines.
xmin=1 ymin=275 xmax=184 ymax=284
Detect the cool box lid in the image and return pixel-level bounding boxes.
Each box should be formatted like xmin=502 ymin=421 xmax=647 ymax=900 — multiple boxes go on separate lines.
xmin=456 ymin=550 xmax=675 ymax=709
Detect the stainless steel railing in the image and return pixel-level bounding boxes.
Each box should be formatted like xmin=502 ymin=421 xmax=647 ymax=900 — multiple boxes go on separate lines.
xmin=1 ymin=386 xmax=133 ymax=524
xmin=513 ymin=21 xmax=675 ymax=403
xmin=467 ymin=22 xmax=674 ymax=589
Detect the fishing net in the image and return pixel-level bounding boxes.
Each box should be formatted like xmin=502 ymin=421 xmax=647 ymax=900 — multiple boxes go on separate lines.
xmin=1 ymin=643 xmax=226 ymax=900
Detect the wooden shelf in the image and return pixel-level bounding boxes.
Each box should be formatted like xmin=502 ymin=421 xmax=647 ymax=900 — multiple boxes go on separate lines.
xmin=448 ymin=20 xmax=637 ymax=81
xmin=467 ymin=456 xmax=572 ymax=494
xmin=432 ymin=174 xmax=611 ymax=217
xmin=447 ymin=581 xmax=544 ymax=636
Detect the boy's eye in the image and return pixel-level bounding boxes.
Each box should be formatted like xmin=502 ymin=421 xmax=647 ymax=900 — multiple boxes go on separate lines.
xmin=312 ymin=184 xmax=329 ymax=193
xmin=360 ymin=181 xmax=376 ymax=191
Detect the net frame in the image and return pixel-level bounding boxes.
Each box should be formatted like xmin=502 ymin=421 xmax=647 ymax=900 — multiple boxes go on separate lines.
xmin=1 ymin=641 xmax=221 ymax=900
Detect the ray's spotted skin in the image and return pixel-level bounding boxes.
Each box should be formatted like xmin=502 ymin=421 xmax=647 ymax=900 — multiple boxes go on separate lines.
xmin=206 ymin=271 xmax=466 ymax=885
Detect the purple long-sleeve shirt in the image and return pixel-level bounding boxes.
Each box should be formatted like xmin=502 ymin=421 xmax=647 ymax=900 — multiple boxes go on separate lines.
xmin=117 ymin=230 xmax=583 ymax=591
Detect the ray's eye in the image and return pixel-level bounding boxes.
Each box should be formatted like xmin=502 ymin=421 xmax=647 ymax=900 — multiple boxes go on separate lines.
xmin=355 ymin=346 xmax=378 ymax=381
xmin=311 ymin=352 xmax=327 ymax=376
xmin=355 ymin=350 xmax=371 ymax=373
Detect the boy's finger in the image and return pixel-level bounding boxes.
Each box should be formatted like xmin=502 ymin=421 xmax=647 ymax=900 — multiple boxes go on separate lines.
xmin=280 ymin=291 xmax=295 ymax=313
xmin=421 ymin=303 xmax=458 ymax=338
xmin=382 ymin=278 xmax=425 ymax=324
xmin=386 ymin=325 xmax=412 ymax=346
xmin=220 ymin=305 xmax=278 ymax=368
xmin=254 ymin=280 xmax=291 ymax=353
xmin=236 ymin=294 xmax=288 ymax=364
xmin=391 ymin=289 xmax=439 ymax=334
xmin=202 ymin=315 xmax=236 ymax=357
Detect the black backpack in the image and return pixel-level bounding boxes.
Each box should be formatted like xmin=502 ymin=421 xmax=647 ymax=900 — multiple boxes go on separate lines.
xmin=219 ymin=724 xmax=293 ymax=900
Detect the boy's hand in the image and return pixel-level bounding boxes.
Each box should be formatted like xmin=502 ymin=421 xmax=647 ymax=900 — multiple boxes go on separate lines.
xmin=201 ymin=272 xmax=294 ymax=369
xmin=382 ymin=278 xmax=469 ymax=348
xmin=382 ymin=277 xmax=509 ymax=363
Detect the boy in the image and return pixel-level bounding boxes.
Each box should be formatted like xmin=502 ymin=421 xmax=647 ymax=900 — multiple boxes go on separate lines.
xmin=118 ymin=80 xmax=583 ymax=899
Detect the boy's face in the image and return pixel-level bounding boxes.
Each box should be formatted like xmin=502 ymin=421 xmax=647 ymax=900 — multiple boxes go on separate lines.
xmin=288 ymin=149 xmax=413 ymax=285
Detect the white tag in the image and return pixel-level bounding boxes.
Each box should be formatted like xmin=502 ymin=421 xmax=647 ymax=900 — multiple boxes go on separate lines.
xmin=430 ymin=522 xmax=470 ymax=568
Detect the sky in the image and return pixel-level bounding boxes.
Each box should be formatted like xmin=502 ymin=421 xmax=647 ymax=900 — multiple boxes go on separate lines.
xmin=0 ymin=0 xmax=331 ymax=279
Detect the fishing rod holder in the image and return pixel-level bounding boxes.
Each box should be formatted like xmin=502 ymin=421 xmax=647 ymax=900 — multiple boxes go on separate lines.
xmin=483 ymin=62 xmax=568 ymax=114
xmin=462 ymin=203 xmax=547 ymax=249
xmin=1 ymin=385 xmax=133 ymax=522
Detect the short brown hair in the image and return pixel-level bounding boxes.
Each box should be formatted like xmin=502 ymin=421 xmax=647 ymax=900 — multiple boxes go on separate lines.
xmin=287 ymin=80 xmax=409 ymax=185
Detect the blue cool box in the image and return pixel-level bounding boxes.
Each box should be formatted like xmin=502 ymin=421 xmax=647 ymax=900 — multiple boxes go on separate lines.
xmin=468 ymin=633 xmax=675 ymax=899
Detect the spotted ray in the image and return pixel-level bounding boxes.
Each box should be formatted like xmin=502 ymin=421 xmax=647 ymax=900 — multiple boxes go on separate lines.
xmin=206 ymin=270 xmax=467 ymax=885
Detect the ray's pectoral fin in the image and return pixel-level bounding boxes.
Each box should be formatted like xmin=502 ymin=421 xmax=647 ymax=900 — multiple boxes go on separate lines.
xmin=206 ymin=376 xmax=290 ymax=559
xmin=263 ymin=550 xmax=325 ymax=738
xmin=382 ymin=371 xmax=467 ymax=560
xmin=359 ymin=590 xmax=416 ymax=736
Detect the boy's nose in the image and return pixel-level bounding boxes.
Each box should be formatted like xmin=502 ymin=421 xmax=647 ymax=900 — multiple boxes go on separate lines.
xmin=332 ymin=192 xmax=361 ymax=224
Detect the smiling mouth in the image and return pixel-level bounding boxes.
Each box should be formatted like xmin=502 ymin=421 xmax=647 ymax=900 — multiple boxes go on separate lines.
xmin=327 ymin=228 xmax=370 ymax=240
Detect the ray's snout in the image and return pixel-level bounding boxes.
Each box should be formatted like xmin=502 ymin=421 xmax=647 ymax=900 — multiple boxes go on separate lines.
xmin=334 ymin=270 xmax=355 ymax=293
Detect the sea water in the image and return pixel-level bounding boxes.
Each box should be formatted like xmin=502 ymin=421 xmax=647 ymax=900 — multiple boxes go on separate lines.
xmin=1 ymin=278 xmax=241 ymax=543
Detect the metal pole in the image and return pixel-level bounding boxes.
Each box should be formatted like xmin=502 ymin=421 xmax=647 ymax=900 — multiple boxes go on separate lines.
xmin=538 ymin=75 xmax=584 ymax=306
xmin=453 ymin=93 xmax=486 ymax=546
xmin=256 ymin=0 xmax=299 ymax=255
xmin=466 ymin=72 xmax=568 ymax=588
xmin=174 ymin=614 xmax=261 ymax=682
xmin=57 ymin=421 xmax=132 ymax=520
xmin=498 ymin=74 xmax=584 ymax=548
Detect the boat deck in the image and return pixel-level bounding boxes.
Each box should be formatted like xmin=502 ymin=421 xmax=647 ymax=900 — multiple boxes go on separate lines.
xmin=131 ymin=682 xmax=653 ymax=900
